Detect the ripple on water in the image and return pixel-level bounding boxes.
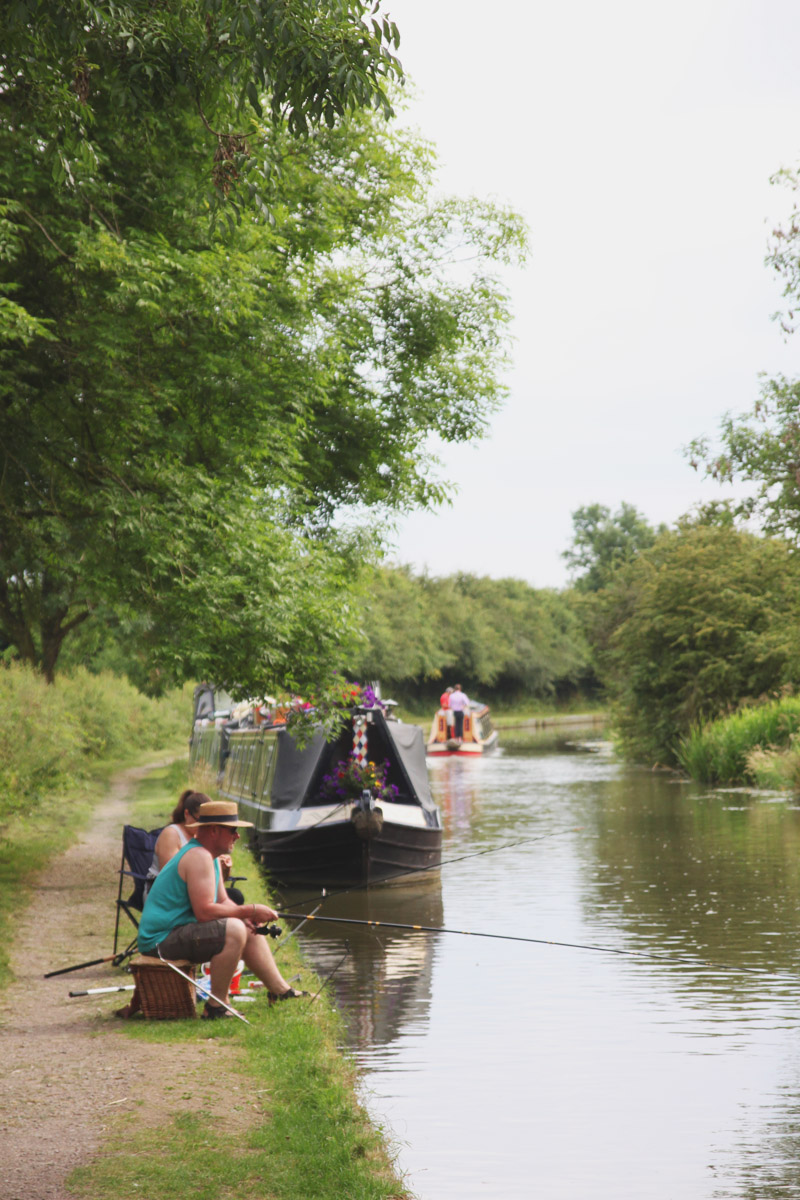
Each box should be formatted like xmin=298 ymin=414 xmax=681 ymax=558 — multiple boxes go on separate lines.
xmin=294 ymin=745 xmax=800 ymax=1200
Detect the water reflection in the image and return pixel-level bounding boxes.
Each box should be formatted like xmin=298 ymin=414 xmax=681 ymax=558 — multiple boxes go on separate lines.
xmin=278 ymin=727 xmax=800 ymax=1199
xmin=277 ymin=876 xmax=443 ymax=1054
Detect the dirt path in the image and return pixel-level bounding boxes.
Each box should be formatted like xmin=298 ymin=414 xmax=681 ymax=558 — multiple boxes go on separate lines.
xmin=0 ymin=764 xmax=246 ymax=1200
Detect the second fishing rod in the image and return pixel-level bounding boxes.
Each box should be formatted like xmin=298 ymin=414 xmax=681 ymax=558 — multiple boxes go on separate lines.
xmin=271 ymin=909 xmax=800 ymax=983
xmin=278 ymin=824 xmax=586 ymax=913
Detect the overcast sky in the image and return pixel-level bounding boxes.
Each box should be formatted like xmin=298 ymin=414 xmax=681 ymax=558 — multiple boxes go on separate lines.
xmin=385 ymin=0 xmax=800 ymax=588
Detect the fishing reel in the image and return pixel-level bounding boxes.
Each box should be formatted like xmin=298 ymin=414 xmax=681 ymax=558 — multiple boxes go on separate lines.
xmin=254 ymin=923 xmax=282 ymax=939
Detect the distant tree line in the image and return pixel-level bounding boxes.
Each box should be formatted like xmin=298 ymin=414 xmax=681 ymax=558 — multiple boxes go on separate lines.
xmin=345 ymin=567 xmax=595 ymax=710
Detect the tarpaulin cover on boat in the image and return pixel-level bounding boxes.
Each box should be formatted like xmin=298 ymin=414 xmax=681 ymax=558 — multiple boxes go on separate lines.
xmin=270 ymin=729 xmax=330 ymax=810
xmin=382 ymin=720 xmax=436 ymax=812
xmin=269 ymin=716 xmax=436 ymax=812
xmin=193 ymin=683 xmax=216 ymax=722
xmin=193 ymin=683 xmax=233 ymax=722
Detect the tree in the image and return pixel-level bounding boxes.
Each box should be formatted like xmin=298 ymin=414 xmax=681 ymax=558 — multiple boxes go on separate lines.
xmin=351 ymin=567 xmax=591 ymax=707
xmin=2 ymin=1 xmax=403 ymax=187
xmin=689 ymin=166 xmax=800 ymax=539
xmin=563 ymin=502 xmax=662 ymax=592
xmin=0 ymin=32 xmax=526 ymax=688
xmin=590 ymin=524 xmax=800 ymax=764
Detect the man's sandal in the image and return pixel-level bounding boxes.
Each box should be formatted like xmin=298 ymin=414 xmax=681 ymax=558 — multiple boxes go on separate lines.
xmin=268 ymin=987 xmax=310 ymax=1005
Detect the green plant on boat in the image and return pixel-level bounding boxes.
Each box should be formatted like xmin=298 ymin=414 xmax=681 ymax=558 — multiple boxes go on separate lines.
xmin=676 ymin=695 xmax=800 ymax=786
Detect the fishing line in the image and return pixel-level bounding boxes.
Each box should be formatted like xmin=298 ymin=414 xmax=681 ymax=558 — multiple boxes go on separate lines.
xmin=275 ymin=911 xmax=800 ymax=981
xmin=307 ymin=941 xmax=350 ymax=1005
xmin=270 ymin=903 xmax=323 ymax=956
xmin=282 ymin=826 xmax=585 ymax=912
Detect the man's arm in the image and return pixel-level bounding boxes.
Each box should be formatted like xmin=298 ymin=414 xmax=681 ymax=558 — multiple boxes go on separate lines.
xmin=182 ymin=848 xmax=242 ymax=921
xmin=181 ymin=847 xmax=277 ymax=924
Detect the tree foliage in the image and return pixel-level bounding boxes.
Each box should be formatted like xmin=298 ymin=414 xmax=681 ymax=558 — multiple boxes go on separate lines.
xmin=0 ymin=8 xmax=527 ymax=690
xmin=689 ymin=167 xmax=800 ymax=540
xmin=589 ymin=524 xmax=800 ymax=765
xmin=2 ymin=1 xmax=403 ymax=196
xmin=563 ymin=502 xmax=663 ymax=593
xmin=350 ymin=567 xmax=592 ymax=707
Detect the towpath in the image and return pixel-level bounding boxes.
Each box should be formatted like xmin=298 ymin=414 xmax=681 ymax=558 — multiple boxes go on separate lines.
xmin=0 ymin=764 xmax=247 ymax=1200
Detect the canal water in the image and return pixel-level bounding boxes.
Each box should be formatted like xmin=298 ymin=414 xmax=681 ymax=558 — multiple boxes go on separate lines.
xmin=277 ymin=726 xmax=800 ymax=1199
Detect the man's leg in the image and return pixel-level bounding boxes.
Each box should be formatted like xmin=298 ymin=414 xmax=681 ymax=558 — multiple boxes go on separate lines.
xmin=240 ymin=928 xmax=293 ymax=995
xmin=207 ymin=917 xmax=247 ymax=1003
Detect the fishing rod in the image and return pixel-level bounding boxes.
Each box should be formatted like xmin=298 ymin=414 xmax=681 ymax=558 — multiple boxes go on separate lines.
xmin=268 ymin=904 xmax=323 ymax=956
xmin=44 ymin=947 xmax=135 ymax=979
xmin=276 ymin=911 xmax=799 ymax=980
xmin=284 ymin=826 xmax=585 ymax=912
xmin=69 ymin=984 xmax=136 ymax=998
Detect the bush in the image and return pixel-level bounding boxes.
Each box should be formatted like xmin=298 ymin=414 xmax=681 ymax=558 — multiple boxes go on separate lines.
xmin=746 ymin=739 xmax=800 ymax=791
xmin=676 ymin=696 xmax=800 ymax=784
xmin=591 ymin=524 xmax=800 ymax=765
xmin=0 ymin=663 xmax=189 ymax=819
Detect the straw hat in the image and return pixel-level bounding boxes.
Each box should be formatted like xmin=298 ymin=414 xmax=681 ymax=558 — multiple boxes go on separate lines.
xmin=186 ymin=799 xmax=254 ymax=829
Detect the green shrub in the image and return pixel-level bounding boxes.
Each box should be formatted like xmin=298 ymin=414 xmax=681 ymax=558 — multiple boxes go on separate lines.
xmin=0 ymin=663 xmax=189 ymax=819
xmin=676 ymin=696 xmax=800 ymax=784
xmin=592 ymin=524 xmax=800 ymax=765
xmin=746 ymin=736 xmax=800 ymax=791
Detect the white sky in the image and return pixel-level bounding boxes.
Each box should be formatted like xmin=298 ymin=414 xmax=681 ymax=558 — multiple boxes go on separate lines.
xmin=386 ymin=0 xmax=800 ymax=588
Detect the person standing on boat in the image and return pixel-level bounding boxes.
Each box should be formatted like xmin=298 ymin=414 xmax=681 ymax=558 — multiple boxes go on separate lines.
xmin=448 ymin=684 xmax=469 ymax=742
xmin=440 ymin=686 xmax=455 ymax=734
xmin=138 ymin=799 xmax=304 ymax=1017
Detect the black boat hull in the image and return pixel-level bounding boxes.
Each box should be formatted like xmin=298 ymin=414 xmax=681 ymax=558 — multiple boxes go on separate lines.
xmin=250 ymin=813 xmax=442 ymax=887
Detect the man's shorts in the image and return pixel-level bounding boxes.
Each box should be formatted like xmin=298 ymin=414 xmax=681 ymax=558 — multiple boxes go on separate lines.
xmin=155 ymin=919 xmax=229 ymax=963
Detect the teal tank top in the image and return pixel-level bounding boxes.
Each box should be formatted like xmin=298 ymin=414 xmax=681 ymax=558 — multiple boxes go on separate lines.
xmin=137 ymin=838 xmax=220 ymax=952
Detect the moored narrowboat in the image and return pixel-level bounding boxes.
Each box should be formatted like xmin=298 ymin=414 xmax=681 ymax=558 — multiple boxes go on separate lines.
xmin=191 ymin=703 xmax=442 ymax=887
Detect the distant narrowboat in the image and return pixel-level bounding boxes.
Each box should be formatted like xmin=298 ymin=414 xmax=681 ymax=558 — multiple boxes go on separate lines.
xmin=426 ymin=701 xmax=499 ymax=757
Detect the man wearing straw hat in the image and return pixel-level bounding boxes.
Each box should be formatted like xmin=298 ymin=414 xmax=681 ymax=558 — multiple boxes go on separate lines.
xmin=138 ymin=799 xmax=304 ymax=1017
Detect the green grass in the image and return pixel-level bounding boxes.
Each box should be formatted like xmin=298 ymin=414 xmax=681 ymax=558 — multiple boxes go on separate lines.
xmin=71 ymin=1005 xmax=409 ymax=1200
xmin=0 ymin=662 xmax=190 ymax=822
xmin=0 ymin=781 xmax=97 ymax=989
xmin=0 ymin=663 xmax=190 ymax=986
xmin=0 ymin=750 xmax=187 ymax=990
xmin=68 ymin=763 xmax=411 ymax=1200
xmin=676 ymin=696 xmax=800 ymax=785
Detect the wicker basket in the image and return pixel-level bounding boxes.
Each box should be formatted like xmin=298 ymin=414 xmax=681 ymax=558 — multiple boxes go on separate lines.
xmin=129 ymin=955 xmax=198 ymax=1019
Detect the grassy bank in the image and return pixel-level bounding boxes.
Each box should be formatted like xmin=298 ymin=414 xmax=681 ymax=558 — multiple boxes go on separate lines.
xmin=0 ymin=662 xmax=189 ymax=822
xmin=68 ymin=762 xmax=410 ymax=1200
xmin=676 ymin=696 xmax=800 ymax=786
xmin=0 ymin=665 xmax=189 ymax=988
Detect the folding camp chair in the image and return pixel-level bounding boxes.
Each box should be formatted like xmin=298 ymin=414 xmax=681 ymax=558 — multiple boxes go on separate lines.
xmin=113 ymin=824 xmax=248 ymax=958
xmin=113 ymin=824 xmax=164 ymax=957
